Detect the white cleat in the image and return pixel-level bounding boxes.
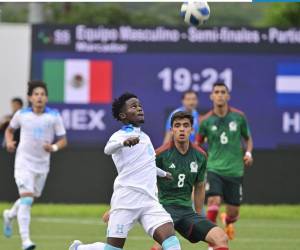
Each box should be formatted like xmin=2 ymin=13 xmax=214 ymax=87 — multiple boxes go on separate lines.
xmin=69 ymin=240 xmax=82 ymax=250
xmin=22 ymin=239 xmax=36 ymax=250
xmin=208 ymin=247 xmax=214 ymax=250
xmin=3 ymin=209 xmax=13 ymax=238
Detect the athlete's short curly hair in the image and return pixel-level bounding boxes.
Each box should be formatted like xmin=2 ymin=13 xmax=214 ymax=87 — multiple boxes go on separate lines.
xmin=112 ymin=92 xmax=137 ymax=121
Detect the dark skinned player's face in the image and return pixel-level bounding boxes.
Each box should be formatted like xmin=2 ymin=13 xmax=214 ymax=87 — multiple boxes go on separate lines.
xmin=121 ymin=98 xmax=144 ymax=125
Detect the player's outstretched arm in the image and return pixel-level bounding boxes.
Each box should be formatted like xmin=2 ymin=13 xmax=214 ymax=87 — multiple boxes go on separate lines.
xmin=156 ymin=168 xmax=173 ymax=180
xmin=5 ymin=126 xmax=16 ymax=153
xmin=104 ymin=136 xmax=140 ymax=155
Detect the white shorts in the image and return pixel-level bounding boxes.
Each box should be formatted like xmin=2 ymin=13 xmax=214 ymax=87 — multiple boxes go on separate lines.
xmin=108 ymin=190 xmax=173 ymax=238
xmin=14 ymin=168 xmax=48 ymax=197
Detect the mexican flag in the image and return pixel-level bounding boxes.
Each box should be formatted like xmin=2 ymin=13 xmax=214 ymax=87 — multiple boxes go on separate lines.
xmin=42 ymin=59 xmax=112 ymax=104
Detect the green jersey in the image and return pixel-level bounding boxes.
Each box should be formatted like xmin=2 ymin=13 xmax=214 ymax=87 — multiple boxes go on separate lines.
xmin=156 ymin=142 xmax=207 ymax=207
xmin=198 ymin=107 xmax=251 ymax=177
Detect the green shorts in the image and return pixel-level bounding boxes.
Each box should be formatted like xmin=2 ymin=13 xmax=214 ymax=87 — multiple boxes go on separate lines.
xmin=206 ymin=171 xmax=243 ymax=206
xmin=163 ymin=205 xmax=216 ymax=243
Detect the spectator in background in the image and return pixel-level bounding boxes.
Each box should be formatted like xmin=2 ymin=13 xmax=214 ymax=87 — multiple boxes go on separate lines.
xmin=163 ymin=90 xmax=199 ymax=144
xmin=0 ymin=97 xmax=23 ymax=147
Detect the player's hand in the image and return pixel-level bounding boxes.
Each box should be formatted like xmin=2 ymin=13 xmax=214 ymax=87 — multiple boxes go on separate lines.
xmin=6 ymin=140 xmax=16 ymax=153
xmin=43 ymin=143 xmax=54 ymax=153
xmin=165 ymin=172 xmax=173 ymax=180
xmin=244 ymin=155 xmax=253 ymax=167
xmin=102 ymin=210 xmax=110 ymax=224
xmin=123 ymin=137 xmax=140 ymax=147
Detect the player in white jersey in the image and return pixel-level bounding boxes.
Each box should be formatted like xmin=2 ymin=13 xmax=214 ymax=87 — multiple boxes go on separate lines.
xmin=69 ymin=93 xmax=181 ymax=250
xmin=3 ymin=81 xmax=67 ymax=250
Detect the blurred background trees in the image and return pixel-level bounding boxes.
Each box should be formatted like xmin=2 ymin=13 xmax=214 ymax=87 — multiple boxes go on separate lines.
xmin=0 ymin=2 xmax=300 ymax=27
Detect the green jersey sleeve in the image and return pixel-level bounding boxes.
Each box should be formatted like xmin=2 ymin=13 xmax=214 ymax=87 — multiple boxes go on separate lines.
xmin=198 ymin=119 xmax=207 ymax=137
xmin=241 ymin=115 xmax=251 ymax=140
xmin=195 ymin=156 xmax=207 ymax=183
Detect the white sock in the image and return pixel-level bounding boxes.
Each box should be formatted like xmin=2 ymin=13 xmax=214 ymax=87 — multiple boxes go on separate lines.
xmin=78 ymin=242 xmax=106 ymax=250
xmin=17 ymin=203 xmax=32 ymax=242
xmin=8 ymin=198 xmax=21 ymax=218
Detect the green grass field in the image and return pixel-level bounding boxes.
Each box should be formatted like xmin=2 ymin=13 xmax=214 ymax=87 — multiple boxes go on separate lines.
xmin=1 ymin=203 xmax=300 ymax=250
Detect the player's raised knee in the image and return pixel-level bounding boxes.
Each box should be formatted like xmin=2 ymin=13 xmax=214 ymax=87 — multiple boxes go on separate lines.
xmin=215 ymin=230 xmax=228 ymax=246
xmin=206 ymin=226 xmax=228 ymax=247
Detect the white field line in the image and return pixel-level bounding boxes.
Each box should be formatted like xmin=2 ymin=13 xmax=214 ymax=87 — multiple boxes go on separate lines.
xmin=34 ymin=217 xmax=106 ymax=225
xmin=33 ymin=217 xmax=300 ymax=229
xmin=8 ymin=235 xmax=300 ymax=242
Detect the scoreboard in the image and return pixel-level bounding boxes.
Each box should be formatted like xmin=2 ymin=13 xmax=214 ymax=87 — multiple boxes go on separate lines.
xmin=31 ymin=25 xmax=300 ymax=148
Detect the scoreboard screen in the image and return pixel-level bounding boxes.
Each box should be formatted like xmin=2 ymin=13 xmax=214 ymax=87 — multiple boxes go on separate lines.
xmin=31 ymin=25 xmax=300 ymax=149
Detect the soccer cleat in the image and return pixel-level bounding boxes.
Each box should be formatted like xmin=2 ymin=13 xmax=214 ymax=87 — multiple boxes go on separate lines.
xmin=220 ymin=212 xmax=235 ymax=240
xmin=208 ymin=247 xmax=214 ymax=250
xmin=225 ymin=223 xmax=235 ymax=240
xmin=3 ymin=209 xmax=13 ymax=238
xmin=22 ymin=239 xmax=36 ymax=250
xmin=69 ymin=240 xmax=82 ymax=250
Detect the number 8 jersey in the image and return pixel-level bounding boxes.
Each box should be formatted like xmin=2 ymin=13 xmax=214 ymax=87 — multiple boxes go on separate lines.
xmin=197 ymin=107 xmax=251 ymax=177
xmin=156 ymin=142 xmax=207 ymax=207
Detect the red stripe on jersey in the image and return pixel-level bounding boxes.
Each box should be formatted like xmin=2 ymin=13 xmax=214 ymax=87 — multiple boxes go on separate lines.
xmin=155 ymin=142 xmax=173 ymax=156
xmin=200 ymin=110 xmax=213 ymax=122
xmin=197 ymin=111 xmax=213 ymax=146
xmin=196 ymin=133 xmax=205 ymax=145
xmin=191 ymin=143 xmax=207 ymax=158
xmin=230 ymin=106 xmax=245 ymax=117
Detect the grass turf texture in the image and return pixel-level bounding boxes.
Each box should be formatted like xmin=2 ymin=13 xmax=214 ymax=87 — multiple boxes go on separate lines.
xmin=0 ymin=203 xmax=300 ymax=250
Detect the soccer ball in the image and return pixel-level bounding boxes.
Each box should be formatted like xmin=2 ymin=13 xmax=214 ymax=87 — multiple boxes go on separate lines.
xmin=180 ymin=1 xmax=210 ymax=26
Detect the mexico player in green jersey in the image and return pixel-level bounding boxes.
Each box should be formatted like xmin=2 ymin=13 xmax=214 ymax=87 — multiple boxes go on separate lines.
xmin=151 ymin=111 xmax=229 ymax=250
xmin=197 ymin=82 xmax=253 ymax=241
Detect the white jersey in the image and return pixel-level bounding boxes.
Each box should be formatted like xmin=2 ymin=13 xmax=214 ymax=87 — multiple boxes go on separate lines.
xmin=104 ymin=124 xmax=158 ymax=204
xmin=9 ymin=107 xmax=66 ymax=174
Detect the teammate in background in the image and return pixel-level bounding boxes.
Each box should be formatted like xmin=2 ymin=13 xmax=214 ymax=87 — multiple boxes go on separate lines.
xmin=163 ymin=90 xmax=199 ymax=144
xmin=151 ymin=111 xmax=229 ymax=250
xmin=69 ymin=93 xmax=181 ymax=250
xmin=0 ymin=97 xmax=23 ymax=146
xmin=3 ymin=81 xmax=67 ymax=250
xmin=197 ymin=82 xmax=253 ymax=241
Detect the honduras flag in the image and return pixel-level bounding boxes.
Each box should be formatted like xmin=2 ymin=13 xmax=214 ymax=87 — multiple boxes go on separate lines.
xmin=276 ymin=63 xmax=300 ymax=107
